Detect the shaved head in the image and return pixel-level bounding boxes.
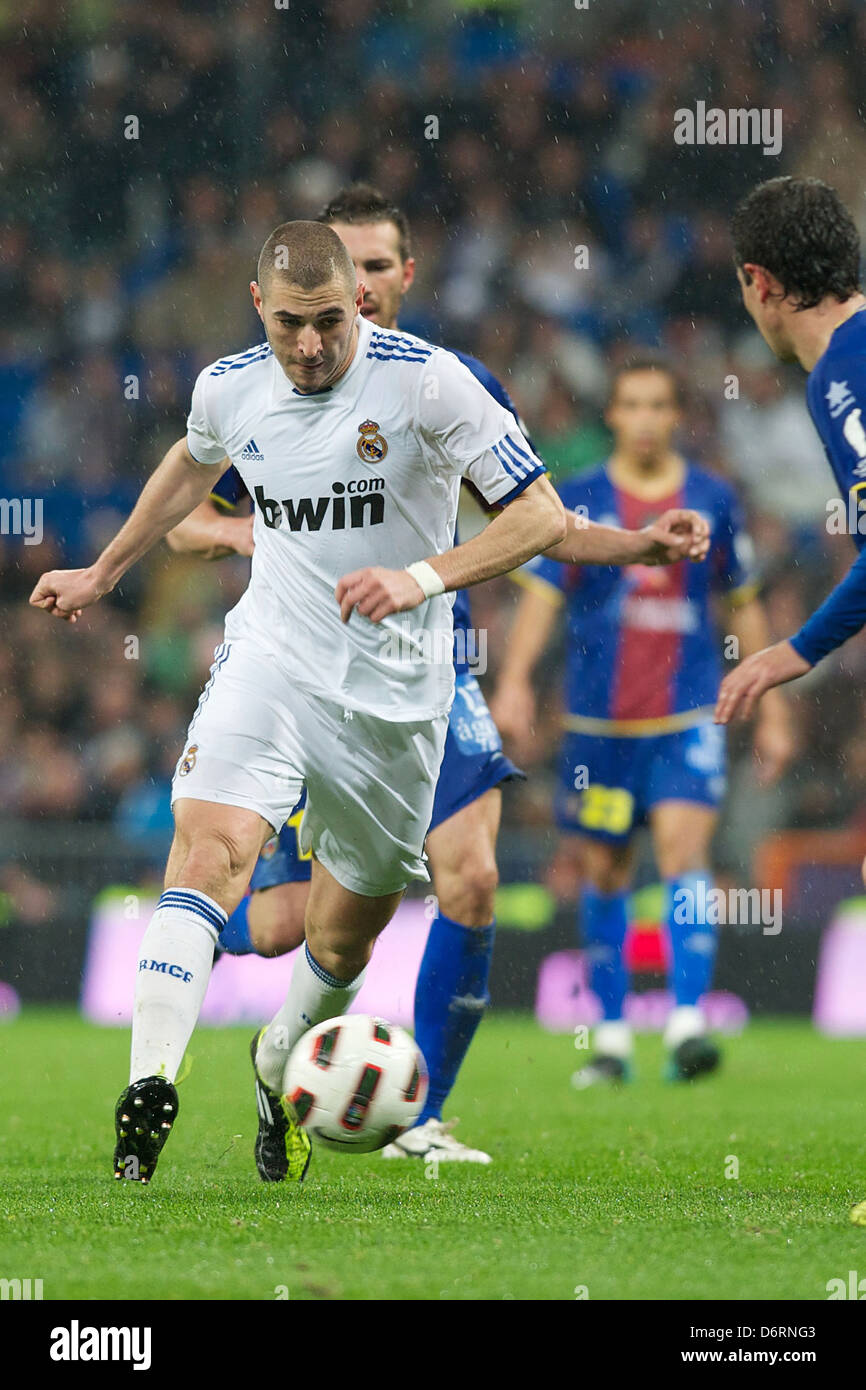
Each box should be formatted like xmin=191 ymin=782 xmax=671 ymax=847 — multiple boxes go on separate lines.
xmin=251 ymin=221 xmax=364 ymax=394
xmin=257 ymin=220 xmax=356 ymax=298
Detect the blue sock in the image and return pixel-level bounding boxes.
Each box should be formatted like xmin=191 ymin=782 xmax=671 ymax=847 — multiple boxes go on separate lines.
xmin=414 ymin=913 xmax=495 ymax=1124
xmin=580 ymin=886 xmax=629 ymax=1020
xmin=666 ymin=872 xmax=717 ymax=1006
xmin=219 ymin=895 xmax=254 ymax=956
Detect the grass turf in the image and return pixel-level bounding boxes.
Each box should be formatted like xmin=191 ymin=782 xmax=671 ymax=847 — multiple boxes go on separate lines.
xmin=1 ymin=1009 xmax=865 ymax=1301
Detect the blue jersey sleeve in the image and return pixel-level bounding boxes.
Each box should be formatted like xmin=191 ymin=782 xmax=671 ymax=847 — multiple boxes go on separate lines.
xmin=790 ymin=548 xmax=866 ymax=664
xmin=210 ymin=465 xmax=248 ymax=511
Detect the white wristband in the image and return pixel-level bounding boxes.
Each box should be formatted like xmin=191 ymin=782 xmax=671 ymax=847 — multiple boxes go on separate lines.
xmin=405 ymin=560 xmax=445 ymax=599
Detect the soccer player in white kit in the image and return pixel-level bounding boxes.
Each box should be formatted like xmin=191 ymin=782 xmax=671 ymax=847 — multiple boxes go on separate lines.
xmin=30 ymin=221 xmax=566 ymax=1183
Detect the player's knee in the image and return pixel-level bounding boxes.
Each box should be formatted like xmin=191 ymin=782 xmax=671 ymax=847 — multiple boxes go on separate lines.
xmin=248 ymin=886 xmax=306 ymax=957
xmin=170 ymin=826 xmax=257 ymax=906
xmin=579 ymin=842 xmax=630 ymax=895
xmin=585 ymin=866 xmax=629 ymax=895
xmin=305 ymin=924 xmax=372 ymax=982
xmin=436 ymin=855 xmax=499 ymax=927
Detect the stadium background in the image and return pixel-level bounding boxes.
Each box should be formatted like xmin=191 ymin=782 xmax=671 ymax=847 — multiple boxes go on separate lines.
xmin=2 ymin=0 xmax=866 ymax=1012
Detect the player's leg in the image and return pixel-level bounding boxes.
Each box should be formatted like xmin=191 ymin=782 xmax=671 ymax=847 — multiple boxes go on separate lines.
xmin=647 ymin=722 xmax=727 ymax=1079
xmin=650 ymin=797 xmax=721 ymax=1078
xmin=255 ymin=858 xmax=404 ymax=1091
xmin=556 ymin=731 xmax=640 ymax=1086
xmin=386 ymin=671 xmax=523 ymax=1162
xmin=249 ymin=857 xmax=403 ymax=1182
xmin=247 ymin=882 xmax=309 ymax=955
xmin=115 ymin=636 xmax=308 ymax=1183
xmin=569 ymin=831 xmax=638 ymax=1087
xmin=115 ymin=798 xmax=271 ymax=1182
xmin=219 ymin=805 xmax=312 ymax=958
xmin=250 ymin=692 xmax=448 ymax=1180
xmin=390 ymin=787 xmax=501 ymax=1162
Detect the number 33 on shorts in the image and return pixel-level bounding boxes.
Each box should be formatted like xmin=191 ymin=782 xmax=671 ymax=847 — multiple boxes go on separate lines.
xmin=576 ymin=783 xmax=635 ymax=835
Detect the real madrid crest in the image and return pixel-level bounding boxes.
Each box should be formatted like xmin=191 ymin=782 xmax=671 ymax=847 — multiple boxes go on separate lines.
xmin=356 ymin=419 xmax=388 ymax=464
xmin=178 ymin=744 xmax=198 ymax=776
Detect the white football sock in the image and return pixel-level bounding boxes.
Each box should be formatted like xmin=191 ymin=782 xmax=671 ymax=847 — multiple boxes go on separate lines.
xmin=594 ymin=1019 xmax=633 ymax=1059
xmin=130 ymin=888 xmax=226 ymax=1084
xmin=663 ymin=1003 xmax=707 ymax=1051
xmin=255 ymin=941 xmax=367 ymax=1091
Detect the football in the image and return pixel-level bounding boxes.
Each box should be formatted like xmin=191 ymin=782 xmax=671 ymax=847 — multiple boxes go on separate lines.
xmin=282 ymin=1014 xmax=428 ymax=1153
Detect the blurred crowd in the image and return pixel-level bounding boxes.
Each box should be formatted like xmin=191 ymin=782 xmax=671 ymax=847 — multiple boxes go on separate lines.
xmin=3 ymin=0 xmax=866 ymax=882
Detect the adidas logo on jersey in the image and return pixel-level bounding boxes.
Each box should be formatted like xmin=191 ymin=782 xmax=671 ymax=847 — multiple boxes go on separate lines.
xmin=240 ymin=438 xmax=265 ymax=462
xmin=254 ymin=479 xmax=385 ymax=531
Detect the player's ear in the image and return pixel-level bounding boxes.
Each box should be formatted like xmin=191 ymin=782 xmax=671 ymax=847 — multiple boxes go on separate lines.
xmin=354 ymin=280 xmax=367 ymax=312
xmin=401 ymin=257 xmax=416 ymax=295
xmin=744 ymin=264 xmax=773 ymax=303
xmin=250 ymin=281 xmax=264 ymax=320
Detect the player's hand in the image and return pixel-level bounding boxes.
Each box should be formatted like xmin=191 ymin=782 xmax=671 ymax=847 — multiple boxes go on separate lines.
xmin=336 ymin=566 xmax=427 ymax=623
xmin=640 ymin=508 xmax=710 ymax=565
xmin=752 ymin=707 xmax=796 ymax=786
xmin=225 ymin=514 xmax=255 ymax=557
xmin=715 ymin=640 xmax=811 ymax=724
xmin=29 ymin=567 xmax=107 ymax=623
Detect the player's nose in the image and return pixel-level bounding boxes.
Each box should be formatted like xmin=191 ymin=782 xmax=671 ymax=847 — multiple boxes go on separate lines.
xmin=297 ymin=327 xmax=323 ymax=358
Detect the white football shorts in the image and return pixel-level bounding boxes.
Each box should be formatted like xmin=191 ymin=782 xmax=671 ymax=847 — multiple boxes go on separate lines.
xmin=171 ymin=639 xmax=448 ymax=896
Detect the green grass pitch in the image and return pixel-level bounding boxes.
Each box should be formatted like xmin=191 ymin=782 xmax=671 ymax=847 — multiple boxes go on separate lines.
xmin=1 ymin=1009 xmax=865 ymax=1301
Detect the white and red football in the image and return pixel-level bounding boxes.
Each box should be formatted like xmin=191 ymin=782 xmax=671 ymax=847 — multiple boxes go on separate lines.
xmin=282 ymin=1014 xmax=428 ymax=1153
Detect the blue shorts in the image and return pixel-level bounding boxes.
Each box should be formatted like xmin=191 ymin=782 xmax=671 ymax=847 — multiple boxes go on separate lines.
xmin=555 ymin=720 xmax=726 ymax=844
xmin=429 ymin=673 xmax=523 ymax=832
xmin=249 ymin=673 xmax=522 ymax=891
xmin=249 ymin=799 xmax=311 ymax=891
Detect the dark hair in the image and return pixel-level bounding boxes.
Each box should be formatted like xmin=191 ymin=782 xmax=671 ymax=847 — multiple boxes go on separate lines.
xmin=257 ymin=220 xmax=356 ymax=296
xmin=318 ymin=182 xmax=412 ymax=261
xmin=731 ymin=176 xmax=861 ymax=310
xmin=609 ymin=353 xmax=683 ymax=406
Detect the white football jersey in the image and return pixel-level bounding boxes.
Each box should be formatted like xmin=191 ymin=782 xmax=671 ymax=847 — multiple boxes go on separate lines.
xmin=186 ymin=314 xmax=545 ymax=720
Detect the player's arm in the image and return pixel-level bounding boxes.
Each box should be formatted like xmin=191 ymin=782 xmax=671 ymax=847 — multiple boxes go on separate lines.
xmin=446 ymin=358 xmax=708 ymax=563
xmin=488 ymin=576 xmax=561 ymax=741
xmin=724 ymin=595 xmax=796 ymax=783
xmin=715 ymin=559 xmax=865 ymax=724
xmin=544 ymin=506 xmax=710 ymax=566
xmin=336 ymin=474 xmax=564 ymax=623
xmin=337 ymin=350 xmax=570 ymax=623
xmin=30 ymin=438 xmax=228 ymax=621
xmin=413 ymin=473 xmax=565 ymax=589
xmin=166 ymin=498 xmax=254 ymax=560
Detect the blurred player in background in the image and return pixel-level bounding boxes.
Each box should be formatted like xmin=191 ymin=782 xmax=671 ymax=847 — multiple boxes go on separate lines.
xmin=169 ymin=188 xmax=710 ymax=1164
xmin=492 ymin=357 xmax=793 ymax=1085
